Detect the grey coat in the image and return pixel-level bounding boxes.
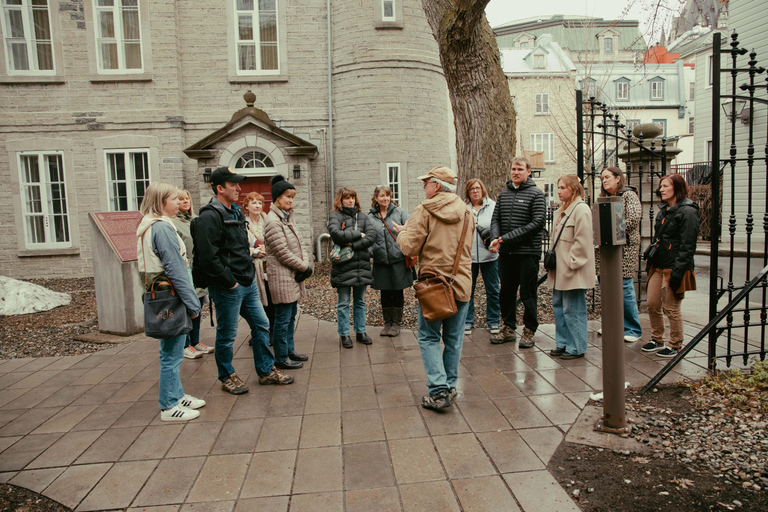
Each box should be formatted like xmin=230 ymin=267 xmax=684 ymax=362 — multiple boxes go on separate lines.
xmin=368 ymin=204 xmax=414 ymax=290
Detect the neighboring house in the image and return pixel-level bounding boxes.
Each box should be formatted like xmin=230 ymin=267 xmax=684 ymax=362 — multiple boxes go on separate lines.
xmin=0 ymin=0 xmax=453 ymax=279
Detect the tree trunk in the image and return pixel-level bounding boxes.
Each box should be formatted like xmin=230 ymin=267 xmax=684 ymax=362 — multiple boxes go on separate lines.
xmin=421 ymin=0 xmax=516 ymax=198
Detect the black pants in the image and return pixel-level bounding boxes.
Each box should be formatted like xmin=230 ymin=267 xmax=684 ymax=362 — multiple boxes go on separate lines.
xmin=498 ymin=253 xmax=539 ymax=332
xmin=380 ymin=289 xmax=404 ymax=308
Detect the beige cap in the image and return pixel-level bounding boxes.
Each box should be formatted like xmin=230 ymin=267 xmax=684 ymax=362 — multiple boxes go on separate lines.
xmin=417 ymin=166 xmax=458 ymax=184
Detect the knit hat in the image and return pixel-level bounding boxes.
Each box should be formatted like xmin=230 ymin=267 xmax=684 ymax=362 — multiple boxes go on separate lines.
xmin=271 ymin=174 xmax=295 ymax=200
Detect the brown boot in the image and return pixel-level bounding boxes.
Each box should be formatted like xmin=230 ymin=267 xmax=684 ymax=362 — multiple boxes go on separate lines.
xmin=518 ymin=327 xmax=536 ymax=349
xmin=380 ymin=307 xmax=393 ymax=336
xmin=389 ymin=307 xmax=403 ymax=336
xmin=490 ymin=325 xmax=517 ymax=344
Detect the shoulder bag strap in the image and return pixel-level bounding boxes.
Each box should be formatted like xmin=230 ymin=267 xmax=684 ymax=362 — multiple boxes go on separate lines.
xmin=380 ymin=211 xmax=399 ymax=242
xmin=449 ymin=210 xmax=471 ymax=284
xmin=549 ymin=205 xmax=577 ymax=253
xmin=651 ymin=216 xmax=668 ymax=245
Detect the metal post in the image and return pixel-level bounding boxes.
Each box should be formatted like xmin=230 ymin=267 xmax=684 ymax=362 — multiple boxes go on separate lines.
xmin=576 ymin=89 xmax=584 ymax=182
xmin=709 ymin=33 xmax=721 ymax=370
xmin=594 ymin=196 xmax=630 ymax=434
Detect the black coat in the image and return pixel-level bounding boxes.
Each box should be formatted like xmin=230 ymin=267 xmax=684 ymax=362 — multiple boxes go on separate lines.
xmin=650 ymin=198 xmax=700 ymax=279
xmin=490 ymin=177 xmax=546 ymax=256
xmin=368 ymin=204 xmax=413 ymax=290
xmin=329 ymin=208 xmax=375 ymax=288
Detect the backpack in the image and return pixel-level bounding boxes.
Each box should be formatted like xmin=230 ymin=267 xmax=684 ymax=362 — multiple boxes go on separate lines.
xmin=190 ymin=199 xmax=244 ymax=289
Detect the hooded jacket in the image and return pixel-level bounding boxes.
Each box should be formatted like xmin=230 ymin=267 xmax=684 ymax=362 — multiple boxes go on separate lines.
xmin=490 ymin=177 xmax=546 ymax=256
xmin=650 ymin=198 xmax=700 ymax=279
xmin=329 ymin=207 xmax=375 ymax=288
xmin=396 ymin=192 xmax=474 ymax=302
xmin=136 ymin=216 xmax=201 ymax=317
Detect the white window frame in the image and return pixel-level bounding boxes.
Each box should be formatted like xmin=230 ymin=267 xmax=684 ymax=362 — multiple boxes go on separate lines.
xmin=689 ymin=82 xmax=695 ymax=100
xmin=689 ymin=117 xmax=694 ymax=134
xmin=616 ymin=81 xmax=629 ymax=100
xmin=650 ymin=80 xmax=663 ymax=100
xmin=707 ymin=54 xmax=713 ymax=88
xmin=531 ymin=133 xmax=554 ymax=163
xmin=387 ymin=162 xmax=401 ymax=204
xmin=533 ymin=54 xmax=545 ymax=69
xmin=234 ymin=0 xmax=279 ymax=76
xmin=1 ymin=0 xmax=54 ymax=75
xmin=105 ymin=149 xmax=151 ymax=211
xmin=604 ymin=37 xmax=613 ymax=54
xmin=381 ymin=0 xmax=395 ymax=22
xmin=535 ymin=93 xmax=549 ymax=115
xmin=17 ymin=150 xmax=72 ymax=249
xmin=93 ymin=0 xmax=144 ymax=73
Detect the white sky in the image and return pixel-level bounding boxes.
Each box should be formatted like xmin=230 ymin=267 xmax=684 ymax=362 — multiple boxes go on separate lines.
xmin=484 ymin=0 xmax=676 ymax=44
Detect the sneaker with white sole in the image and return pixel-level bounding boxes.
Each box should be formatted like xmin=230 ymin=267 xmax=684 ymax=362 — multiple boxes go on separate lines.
xmin=597 ymin=328 xmax=602 ymax=335
xmin=184 ymin=346 xmax=202 ymax=359
xmin=657 ymin=347 xmax=680 ymax=358
xmin=421 ymin=390 xmax=451 ymax=410
xmin=193 ymin=343 xmax=214 ymax=354
xmin=623 ymin=335 xmax=641 ymax=343
xmin=641 ymin=340 xmax=665 ymax=352
xmin=161 ymin=404 xmax=200 ymax=422
xmin=489 ymin=325 xmax=500 ymax=335
xmin=464 ymin=325 xmax=472 ymax=335
xmin=179 ymin=394 xmax=206 ymax=409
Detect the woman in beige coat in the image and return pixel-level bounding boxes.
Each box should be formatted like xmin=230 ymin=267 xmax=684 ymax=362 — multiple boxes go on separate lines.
xmin=547 ymin=175 xmax=595 ymax=360
xmin=264 ymin=175 xmax=312 ymax=370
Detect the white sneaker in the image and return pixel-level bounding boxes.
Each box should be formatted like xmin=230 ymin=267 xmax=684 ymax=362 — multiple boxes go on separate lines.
xmin=624 ymin=335 xmax=641 ymax=343
xmin=179 ymin=394 xmax=206 ymax=409
xmin=193 ymin=343 xmax=214 ymax=354
xmin=464 ymin=325 xmax=472 ymax=335
xmin=489 ymin=326 xmax=500 ymax=335
xmin=160 ymin=404 xmax=200 ymax=422
xmin=597 ymin=328 xmax=602 ymax=335
xmin=184 ymin=346 xmax=202 ymax=359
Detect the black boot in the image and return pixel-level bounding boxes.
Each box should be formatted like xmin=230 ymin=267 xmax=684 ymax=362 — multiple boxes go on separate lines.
xmin=356 ymin=332 xmax=373 ymax=345
xmin=340 ymin=335 xmax=353 ymax=349
xmin=380 ymin=307 xmax=393 ymax=336
xmin=389 ymin=307 xmax=403 ymax=337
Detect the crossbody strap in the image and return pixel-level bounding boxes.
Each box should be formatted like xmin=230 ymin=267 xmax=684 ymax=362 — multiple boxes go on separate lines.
xmin=551 ymin=203 xmax=589 ymax=252
xmin=380 ymin=211 xmax=399 ymax=242
xmin=449 ymin=210 xmax=471 ymax=283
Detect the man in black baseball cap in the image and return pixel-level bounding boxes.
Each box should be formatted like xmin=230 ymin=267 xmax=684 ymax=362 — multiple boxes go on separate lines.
xmin=193 ymin=166 xmax=294 ymax=394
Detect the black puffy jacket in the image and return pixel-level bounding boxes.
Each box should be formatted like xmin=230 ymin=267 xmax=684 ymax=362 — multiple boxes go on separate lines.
xmin=329 ymin=208 xmax=375 ymax=288
xmin=192 ymin=198 xmax=254 ymax=289
xmin=490 ymin=177 xmax=546 ymax=256
xmin=650 ymin=198 xmax=700 ymax=279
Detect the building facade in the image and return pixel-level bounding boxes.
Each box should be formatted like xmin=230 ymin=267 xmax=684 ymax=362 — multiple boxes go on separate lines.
xmin=0 ymin=0 xmax=452 ymax=279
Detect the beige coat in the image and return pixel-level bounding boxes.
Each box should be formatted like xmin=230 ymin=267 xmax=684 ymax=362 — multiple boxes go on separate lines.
xmin=547 ymin=199 xmax=596 ymax=291
xmin=246 ymin=212 xmax=269 ymax=306
xmin=264 ymin=206 xmax=310 ymax=304
xmin=397 ymin=192 xmax=474 ymax=302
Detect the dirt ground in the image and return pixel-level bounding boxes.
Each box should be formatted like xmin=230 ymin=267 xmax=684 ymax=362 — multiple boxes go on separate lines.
xmin=0 ymin=483 xmax=68 ymax=512
xmin=549 ymin=385 xmax=768 ymax=512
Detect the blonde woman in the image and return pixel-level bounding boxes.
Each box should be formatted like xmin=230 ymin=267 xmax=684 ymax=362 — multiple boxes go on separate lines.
xmin=547 ymin=175 xmax=595 ymax=360
xmin=136 ymin=182 xmax=204 ymax=421
xmin=170 ymin=189 xmax=213 ymax=359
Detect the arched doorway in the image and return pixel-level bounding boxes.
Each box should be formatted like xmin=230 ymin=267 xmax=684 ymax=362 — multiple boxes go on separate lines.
xmin=233 ymin=150 xmax=275 ymax=212
xmin=238 ymin=177 xmax=273 ymax=212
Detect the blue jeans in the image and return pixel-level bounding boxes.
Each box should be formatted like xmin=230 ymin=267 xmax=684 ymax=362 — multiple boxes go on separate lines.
xmin=466 ymin=260 xmax=500 ymax=328
xmin=272 ymin=301 xmax=298 ymax=363
xmin=185 ymin=295 xmax=204 ymax=348
xmin=416 ymin=300 xmax=469 ymax=395
xmin=336 ymin=285 xmax=367 ymax=336
xmin=158 ymin=334 xmax=185 ymax=409
xmin=623 ymin=278 xmax=643 ymax=338
xmin=552 ymin=289 xmax=588 ymax=356
xmin=209 ymin=281 xmax=274 ymax=380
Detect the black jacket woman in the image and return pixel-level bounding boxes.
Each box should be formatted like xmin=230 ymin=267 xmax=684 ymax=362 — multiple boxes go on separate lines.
xmin=329 ymin=187 xmax=375 ymax=348
xmin=367 ymin=186 xmax=412 ymax=337
xmin=643 ymin=173 xmax=700 ymax=358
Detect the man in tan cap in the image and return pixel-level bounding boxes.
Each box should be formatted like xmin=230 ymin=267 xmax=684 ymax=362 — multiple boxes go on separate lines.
xmin=394 ymin=166 xmax=474 ymax=410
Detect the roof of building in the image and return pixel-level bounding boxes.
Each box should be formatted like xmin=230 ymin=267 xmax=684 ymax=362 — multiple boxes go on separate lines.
xmin=579 ymin=62 xmax=686 ymax=109
xmin=501 ymin=37 xmax=577 ymax=76
xmin=494 ymin=14 xmax=648 ymax=52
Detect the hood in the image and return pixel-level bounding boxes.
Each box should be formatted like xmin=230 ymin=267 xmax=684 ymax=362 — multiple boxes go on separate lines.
xmin=506 ymin=177 xmax=536 ymax=191
xmin=136 ymin=215 xmax=173 ymax=238
xmin=658 ymin=197 xmax=700 ymax=214
xmin=423 ymin=192 xmax=468 ymax=224
xmin=369 ymin=202 xmax=395 ymax=216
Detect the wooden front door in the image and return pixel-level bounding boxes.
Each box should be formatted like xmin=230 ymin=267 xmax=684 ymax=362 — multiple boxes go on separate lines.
xmin=238 ymin=177 xmax=273 ymax=213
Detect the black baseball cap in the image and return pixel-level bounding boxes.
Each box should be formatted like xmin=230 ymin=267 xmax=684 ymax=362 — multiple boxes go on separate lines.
xmin=210 ymin=166 xmax=246 ymax=186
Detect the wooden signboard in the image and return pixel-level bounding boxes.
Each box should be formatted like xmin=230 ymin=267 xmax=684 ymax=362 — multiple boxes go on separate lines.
xmin=90 ymin=211 xmax=143 ymax=262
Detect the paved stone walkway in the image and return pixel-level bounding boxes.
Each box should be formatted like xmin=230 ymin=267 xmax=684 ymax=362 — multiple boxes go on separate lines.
xmin=0 ymin=294 xmax=719 ymax=512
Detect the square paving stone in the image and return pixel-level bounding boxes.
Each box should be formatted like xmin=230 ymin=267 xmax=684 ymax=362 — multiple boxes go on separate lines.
xmin=341 ymin=385 xmax=378 ymax=411
xmin=0 ymin=407 xmax=62 ymax=437
xmin=457 ymin=400 xmax=512 ymax=432
xmin=341 ymin=409 xmax=384 ymax=444
xmin=345 ymin=487 xmax=401 ymax=512
xmin=367 ymin=348 xmax=399 ymax=365
xmin=399 ymin=481 xmax=460 ymax=512
xmin=453 ymin=475 xmax=521 ymax=512
xmin=0 ymin=389 xmax=29 ymax=409
xmin=473 ymin=373 xmax=524 ymax=398
xmin=286 ymin=492 xmax=342 ymax=512
xmin=28 ymin=430 xmax=103 ymax=469
xmin=212 ymin=418 xmax=262 ymax=454
xmin=186 ymin=453 xmax=251 ymax=502
xmin=36 ymin=384 xmax=91 ymax=408
xmin=389 ymin=437 xmax=445 ymax=484
xmin=71 ymin=402 xmax=132 ymax=431
xmin=43 ymin=463 xmax=111 ymax=509
xmin=234 ymin=495 xmax=290 ymax=512
xmin=370 ymin=363 xmax=406 ymax=385
xmin=503 ymin=470 xmax=581 ymax=512
xmin=339 ymin=347 xmax=370 ymax=366
xmin=292 ymin=446 xmax=343 ymax=494
xmin=301 ymin=412 xmax=341 ymax=448
xmin=419 ymin=407 xmax=471 ymax=436
xmin=2 ymin=386 xmax=61 ymax=410
xmin=111 ymin=400 xmax=159 ymax=428
xmin=341 ymin=365 xmax=373 ymax=387
xmin=477 ymin=430 xmax=545 ymax=473
xmin=69 ymin=382 xmax=123 ymax=406
xmin=255 ymin=416 xmax=302 ymax=452
xmin=528 ymin=394 xmax=581 ymax=425
xmin=105 ymin=379 xmax=156 ymax=403
xmin=9 ymin=467 xmax=65 ymax=493
xmin=227 ymin=393 xmax=272 ymax=420
xmin=133 ymin=456 xmax=205 ymax=507
xmin=76 ymin=460 xmax=158 ymax=511
xmin=309 ymin=368 xmax=340 ymax=390
xmin=120 ymin=424 xmax=184 ymax=461
xmin=180 ymin=501 xmax=234 ymax=512
xmin=538 ymin=369 xmax=594 ymax=393
xmin=343 ymin=442 xmax=394 ymax=490
xmin=304 ymin=388 xmax=341 ymax=415
xmin=9 ymin=370 xmax=62 ymax=390
xmin=380 ymin=407 xmax=428 ymax=440
xmin=310 ymin=351 xmax=341 ymax=369
xmin=240 ymin=450 xmax=296 ymax=498
xmin=32 ymin=405 xmax=98 ymax=434
xmin=493 ymin=397 xmax=552 ymax=429
xmin=166 ymin=421 xmax=223 ymax=458
xmin=517 ymin=426 xmax=565 ymax=465
xmin=267 ymin=389 xmax=307 ymax=417
xmin=432 ymin=433 xmax=496 ymax=479
xmin=375 ymin=383 xmax=415 ymax=409
xmin=0 ymin=433 xmax=62 ymax=471
xmin=76 ymin=426 xmax=143 ymax=464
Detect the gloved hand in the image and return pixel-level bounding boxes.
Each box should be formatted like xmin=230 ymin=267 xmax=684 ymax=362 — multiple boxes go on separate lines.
xmin=476 ymin=225 xmax=492 ymax=248
xmin=295 ymin=266 xmax=313 ymax=283
xmin=668 ymin=274 xmax=682 ymax=292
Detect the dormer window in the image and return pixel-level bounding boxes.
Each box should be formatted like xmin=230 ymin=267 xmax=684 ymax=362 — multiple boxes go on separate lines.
xmin=519 ymin=41 xmax=529 ymax=48
xmin=615 ymin=78 xmax=630 ymax=101
xmin=650 ymin=78 xmax=664 ymax=100
xmin=604 ymin=37 xmax=613 ymax=54
xmin=534 ymin=54 xmax=544 ymax=69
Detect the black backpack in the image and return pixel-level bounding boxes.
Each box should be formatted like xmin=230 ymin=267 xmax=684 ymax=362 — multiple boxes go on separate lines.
xmin=190 ymin=199 xmax=244 ymax=289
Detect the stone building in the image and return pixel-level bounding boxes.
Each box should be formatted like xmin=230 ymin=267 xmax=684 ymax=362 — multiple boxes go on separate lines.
xmin=0 ymin=0 xmax=452 ymax=279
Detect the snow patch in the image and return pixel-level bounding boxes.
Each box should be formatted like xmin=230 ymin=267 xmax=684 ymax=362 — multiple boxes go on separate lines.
xmin=0 ymin=276 xmax=71 ymax=316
